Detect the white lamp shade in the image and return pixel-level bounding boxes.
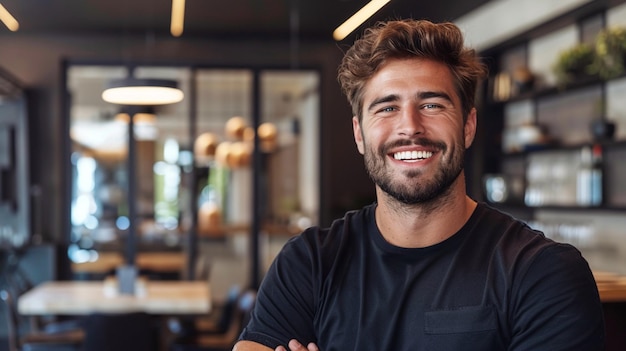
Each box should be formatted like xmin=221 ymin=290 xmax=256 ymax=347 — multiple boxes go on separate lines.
xmin=102 ymin=78 xmax=184 ymax=105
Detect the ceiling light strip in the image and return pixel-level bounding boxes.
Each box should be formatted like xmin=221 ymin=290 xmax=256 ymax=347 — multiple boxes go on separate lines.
xmin=171 ymin=0 xmax=185 ymax=37
xmin=333 ymin=0 xmax=390 ymax=41
xmin=0 ymin=4 xmax=19 ymax=31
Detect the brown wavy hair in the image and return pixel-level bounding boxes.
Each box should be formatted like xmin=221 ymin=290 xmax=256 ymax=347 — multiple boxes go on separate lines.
xmin=337 ymin=19 xmax=488 ymax=121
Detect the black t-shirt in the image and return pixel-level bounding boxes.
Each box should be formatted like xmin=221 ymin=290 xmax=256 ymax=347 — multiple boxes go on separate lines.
xmin=240 ymin=203 xmax=605 ymax=350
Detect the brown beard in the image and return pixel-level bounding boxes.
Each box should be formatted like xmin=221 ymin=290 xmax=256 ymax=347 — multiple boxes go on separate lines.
xmin=363 ymin=137 xmax=464 ymax=205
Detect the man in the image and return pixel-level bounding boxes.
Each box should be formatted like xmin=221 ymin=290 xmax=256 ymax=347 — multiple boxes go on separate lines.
xmin=234 ymin=19 xmax=605 ymax=351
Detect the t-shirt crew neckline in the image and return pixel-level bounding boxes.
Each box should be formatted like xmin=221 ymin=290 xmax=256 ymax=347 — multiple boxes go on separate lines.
xmin=367 ymin=202 xmax=482 ymax=258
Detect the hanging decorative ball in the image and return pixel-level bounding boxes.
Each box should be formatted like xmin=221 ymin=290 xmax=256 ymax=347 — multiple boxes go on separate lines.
xmin=198 ymin=201 xmax=222 ymax=235
xmin=194 ymin=132 xmax=219 ymax=158
xmin=243 ymin=126 xmax=255 ymax=142
xmin=258 ymin=122 xmax=278 ymax=152
xmin=225 ymin=116 xmax=247 ymax=140
xmin=228 ymin=141 xmax=252 ymax=168
xmin=114 ymin=112 xmax=157 ymax=124
xmin=215 ymin=141 xmax=232 ymax=167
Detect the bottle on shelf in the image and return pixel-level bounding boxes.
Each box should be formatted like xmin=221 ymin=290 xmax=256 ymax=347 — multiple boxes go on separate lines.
xmin=576 ymin=145 xmax=603 ymax=207
xmin=590 ymin=144 xmax=603 ymax=206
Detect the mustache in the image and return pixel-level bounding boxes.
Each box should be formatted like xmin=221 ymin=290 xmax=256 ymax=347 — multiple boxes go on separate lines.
xmin=380 ymin=137 xmax=446 ymax=155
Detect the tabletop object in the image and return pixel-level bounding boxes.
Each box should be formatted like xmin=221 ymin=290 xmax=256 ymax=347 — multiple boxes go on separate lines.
xmin=18 ymin=280 xmax=211 ymax=316
xmin=594 ymin=271 xmax=626 ymax=303
xmin=71 ymin=252 xmax=186 ymax=274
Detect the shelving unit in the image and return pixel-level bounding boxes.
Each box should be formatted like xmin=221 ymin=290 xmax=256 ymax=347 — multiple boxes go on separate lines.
xmin=477 ymin=2 xmax=626 ymax=219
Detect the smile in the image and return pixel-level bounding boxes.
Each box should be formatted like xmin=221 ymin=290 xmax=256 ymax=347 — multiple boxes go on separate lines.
xmin=393 ymin=150 xmax=433 ymax=161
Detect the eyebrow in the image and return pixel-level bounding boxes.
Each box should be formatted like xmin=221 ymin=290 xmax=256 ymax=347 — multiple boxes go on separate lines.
xmin=366 ymin=91 xmax=455 ymax=113
xmin=366 ymin=94 xmax=399 ymax=113
xmin=419 ymin=91 xmax=453 ymax=104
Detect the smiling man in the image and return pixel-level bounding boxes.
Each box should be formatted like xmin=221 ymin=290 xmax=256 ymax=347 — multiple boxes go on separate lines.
xmin=233 ymin=19 xmax=605 ymax=351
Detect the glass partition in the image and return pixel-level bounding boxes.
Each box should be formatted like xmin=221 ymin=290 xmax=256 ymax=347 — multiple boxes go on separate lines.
xmin=68 ymin=66 xmax=191 ymax=254
xmin=66 ymin=64 xmax=320 ymax=285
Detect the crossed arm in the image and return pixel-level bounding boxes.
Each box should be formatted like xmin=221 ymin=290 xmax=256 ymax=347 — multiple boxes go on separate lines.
xmin=233 ymin=339 xmax=319 ymax=351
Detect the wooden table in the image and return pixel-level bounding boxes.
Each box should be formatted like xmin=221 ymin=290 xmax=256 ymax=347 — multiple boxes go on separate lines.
xmin=594 ymin=271 xmax=626 ymax=303
xmin=18 ymin=280 xmax=211 ymax=316
xmin=71 ymin=252 xmax=186 ymax=275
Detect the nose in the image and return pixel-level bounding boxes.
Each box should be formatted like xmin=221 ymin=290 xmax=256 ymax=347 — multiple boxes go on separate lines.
xmin=398 ymin=106 xmax=425 ymax=136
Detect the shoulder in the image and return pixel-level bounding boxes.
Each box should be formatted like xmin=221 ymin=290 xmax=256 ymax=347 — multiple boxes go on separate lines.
xmin=474 ymin=204 xmax=597 ymax=297
xmin=283 ymin=204 xmax=375 ymax=254
xmin=472 ymin=206 xmax=603 ymax=348
xmin=242 ymin=205 xmax=377 ymax=348
xmin=472 ymin=203 xmax=537 ymax=236
xmin=471 ymin=203 xmax=591 ymax=282
xmin=269 ymin=204 xmax=375 ymax=275
xmin=472 ymin=203 xmax=553 ymax=253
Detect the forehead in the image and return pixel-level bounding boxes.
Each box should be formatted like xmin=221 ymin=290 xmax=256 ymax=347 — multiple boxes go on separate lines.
xmin=362 ymin=58 xmax=459 ymax=104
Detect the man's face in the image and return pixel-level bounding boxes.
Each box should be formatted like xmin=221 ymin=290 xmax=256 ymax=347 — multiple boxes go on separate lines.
xmin=352 ymin=58 xmax=476 ymax=204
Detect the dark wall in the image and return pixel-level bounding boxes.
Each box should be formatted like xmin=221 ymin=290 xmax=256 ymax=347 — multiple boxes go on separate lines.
xmin=0 ymin=32 xmax=375 ymax=247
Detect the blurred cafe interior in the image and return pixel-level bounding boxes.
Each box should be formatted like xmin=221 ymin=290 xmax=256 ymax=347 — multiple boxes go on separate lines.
xmin=2 ymin=0 xmax=626 ymax=349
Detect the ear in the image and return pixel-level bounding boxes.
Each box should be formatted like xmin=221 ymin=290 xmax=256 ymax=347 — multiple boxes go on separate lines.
xmin=464 ymin=108 xmax=477 ymax=149
xmin=352 ymin=116 xmax=365 ymax=155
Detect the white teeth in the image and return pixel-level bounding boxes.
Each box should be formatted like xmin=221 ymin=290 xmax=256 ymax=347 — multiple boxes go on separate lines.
xmin=393 ymin=150 xmax=433 ymax=160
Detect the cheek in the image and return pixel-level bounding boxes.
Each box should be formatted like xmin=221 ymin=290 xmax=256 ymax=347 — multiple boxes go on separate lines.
xmin=363 ymin=128 xmax=386 ymax=152
xmin=446 ymin=121 xmax=467 ymax=145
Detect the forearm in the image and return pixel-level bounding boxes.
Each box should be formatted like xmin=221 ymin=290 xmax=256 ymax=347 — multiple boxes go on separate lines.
xmin=233 ymin=340 xmax=273 ymax=351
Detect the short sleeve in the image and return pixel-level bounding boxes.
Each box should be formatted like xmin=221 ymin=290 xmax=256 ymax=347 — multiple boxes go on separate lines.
xmin=239 ymin=233 xmax=319 ymax=349
xmin=509 ymin=243 xmax=605 ymax=350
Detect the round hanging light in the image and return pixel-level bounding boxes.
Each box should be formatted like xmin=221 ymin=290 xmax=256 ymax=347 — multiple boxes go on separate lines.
xmin=102 ymin=78 xmax=184 ymax=105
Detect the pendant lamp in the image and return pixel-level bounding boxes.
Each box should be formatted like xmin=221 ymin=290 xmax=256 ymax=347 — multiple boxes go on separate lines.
xmin=102 ymin=78 xmax=184 ymax=105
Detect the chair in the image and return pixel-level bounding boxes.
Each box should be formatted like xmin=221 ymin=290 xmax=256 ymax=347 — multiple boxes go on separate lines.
xmin=194 ymin=254 xmax=212 ymax=282
xmin=168 ymin=284 xmax=241 ymax=338
xmin=194 ymin=284 xmax=241 ymax=334
xmin=2 ymin=251 xmax=83 ymax=334
xmin=0 ymin=289 xmax=84 ymax=351
xmin=169 ymin=289 xmax=257 ymax=351
xmin=81 ymin=312 xmax=159 ymax=351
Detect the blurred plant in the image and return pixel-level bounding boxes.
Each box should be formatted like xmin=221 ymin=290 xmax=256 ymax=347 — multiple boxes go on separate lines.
xmin=553 ymin=43 xmax=596 ymax=86
xmin=591 ymin=27 xmax=626 ymax=80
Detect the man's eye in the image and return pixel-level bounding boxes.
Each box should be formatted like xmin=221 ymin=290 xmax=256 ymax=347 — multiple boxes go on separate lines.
xmin=378 ymin=106 xmax=396 ymax=113
xmin=423 ymin=104 xmax=442 ymax=110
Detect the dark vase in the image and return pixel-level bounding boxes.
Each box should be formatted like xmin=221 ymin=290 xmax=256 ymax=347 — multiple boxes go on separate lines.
xmin=590 ymin=119 xmax=616 ymax=141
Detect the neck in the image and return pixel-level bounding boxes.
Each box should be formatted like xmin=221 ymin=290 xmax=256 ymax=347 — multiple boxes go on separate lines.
xmin=374 ymin=176 xmax=477 ymax=248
